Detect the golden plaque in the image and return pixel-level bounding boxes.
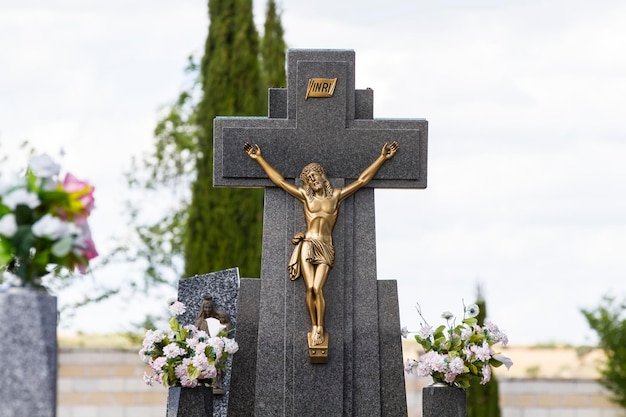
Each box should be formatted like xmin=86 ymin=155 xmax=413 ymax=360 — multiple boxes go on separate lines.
xmin=305 ymin=78 xmax=337 ymax=99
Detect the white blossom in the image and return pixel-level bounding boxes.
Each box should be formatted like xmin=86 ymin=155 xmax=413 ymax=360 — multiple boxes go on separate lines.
xmin=32 ymin=214 xmax=68 ymax=240
xmin=168 ymin=300 xmax=186 ymax=316
xmin=2 ymin=188 xmax=40 ymax=209
xmin=465 ymin=303 xmax=480 ymax=318
xmin=0 ymin=214 xmax=18 ymax=237
xmin=28 ymin=154 xmax=60 ymax=178
xmin=224 ymin=338 xmax=239 ymax=354
xmin=401 ymin=326 xmax=409 ymax=339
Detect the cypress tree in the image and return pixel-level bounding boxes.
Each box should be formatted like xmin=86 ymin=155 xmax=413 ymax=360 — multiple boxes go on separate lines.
xmin=466 ymin=287 xmax=502 ymax=417
xmin=260 ymin=0 xmax=287 ymax=90
xmin=184 ymin=0 xmax=266 ymax=278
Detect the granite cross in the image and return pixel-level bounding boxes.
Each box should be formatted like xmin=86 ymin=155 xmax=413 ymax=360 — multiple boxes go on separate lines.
xmin=214 ymin=49 xmax=427 ymax=416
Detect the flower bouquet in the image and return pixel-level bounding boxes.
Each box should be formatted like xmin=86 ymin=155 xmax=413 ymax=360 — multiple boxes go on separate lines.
xmin=0 ymin=154 xmax=98 ymax=287
xmin=404 ymin=303 xmax=512 ymax=388
xmin=139 ymin=300 xmax=239 ymax=388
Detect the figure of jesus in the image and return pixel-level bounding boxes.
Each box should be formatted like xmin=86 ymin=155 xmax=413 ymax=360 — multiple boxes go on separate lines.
xmin=244 ymin=141 xmax=399 ymax=346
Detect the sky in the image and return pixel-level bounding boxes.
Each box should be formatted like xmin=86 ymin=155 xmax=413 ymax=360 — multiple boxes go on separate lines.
xmin=1 ymin=0 xmax=625 ymax=346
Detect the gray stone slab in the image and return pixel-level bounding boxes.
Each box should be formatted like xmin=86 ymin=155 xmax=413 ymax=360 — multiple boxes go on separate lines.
xmin=378 ymin=280 xmax=409 ymax=417
xmin=0 ymin=288 xmax=57 ymax=417
xmin=226 ymin=278 xmax=260 ymax=417
xmin=177 ymin=269 xmax=240 ymax=417
xmin=423 ymin=385 xmax=467 ymax=417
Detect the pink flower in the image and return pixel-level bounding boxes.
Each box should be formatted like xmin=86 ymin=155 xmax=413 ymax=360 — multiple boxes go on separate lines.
xmin=151 ymin=356 xmax=167 ymax=371
xmin=448 ymin=357 xmax=464 ymax=375
xmin=444 ymin=372 xmax=457 ymax=383
xmin=62 ymin=172 xmax=95 ymax=222
xmin=200 ymin=364 xmax=217 ymax=380
xmin=471 ymin=341 xmax=492 ymax=362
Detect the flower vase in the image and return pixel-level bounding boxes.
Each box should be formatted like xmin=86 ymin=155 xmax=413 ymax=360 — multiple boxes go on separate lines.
xmin=422 ymin=382 xmax=466 ymax=417
xmin=167 ymin=385 xmax=213 ymax=417
xmin=0 ymin=286 xmax=58 ymax=417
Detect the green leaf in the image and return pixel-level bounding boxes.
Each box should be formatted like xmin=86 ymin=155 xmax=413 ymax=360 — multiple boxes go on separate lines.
xmin=187 ymin=365 xmax=201 ymax=380
xmin=169 ymin=316 xmax=180 ymax=332
xmin=462 ymin=317 xmax=478 ymax=326
xmin=469 ymin=363 xmax=478 ymax=375
xmin=490 ymin=358 xmax=503 ymax=368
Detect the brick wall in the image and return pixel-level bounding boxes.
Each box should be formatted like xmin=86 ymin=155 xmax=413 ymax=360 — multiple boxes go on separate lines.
xmin=58 ymin=349 xmax=624 ymax=417
xmin=405 ymin=374 xmax=624 ymax=417
xmin=58 ymin=349 xmax=167 ymax=417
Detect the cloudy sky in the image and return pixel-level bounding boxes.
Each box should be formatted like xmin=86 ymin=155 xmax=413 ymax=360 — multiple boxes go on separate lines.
xmin=1 ymin=0 xmax=625 ymax=345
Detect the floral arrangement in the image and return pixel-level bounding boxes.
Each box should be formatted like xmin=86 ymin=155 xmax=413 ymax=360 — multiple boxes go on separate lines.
xmin=0 ymin=154 xmax=98 ymax=287
xmin=403 ymin=302 xmax=512 ymax=388
xmin=139 ymin=299 xmax=239 ymax=388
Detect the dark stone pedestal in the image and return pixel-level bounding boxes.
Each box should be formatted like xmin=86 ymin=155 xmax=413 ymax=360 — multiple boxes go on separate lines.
xmin=422 ymin=384 xmax=466 ymax=417
xmin=167 ymin=386 xmax=214 ymax=417
xmin=0 ymin=288 xmax=57 ymax=417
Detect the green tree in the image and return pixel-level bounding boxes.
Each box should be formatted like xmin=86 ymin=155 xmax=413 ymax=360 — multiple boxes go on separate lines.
xmin=260 ymin=0 xmax=287 ymax=90
xmin=466 ymin=287 xmax=502 ymax=417
xmin=582 ymin=295 xmax=626 ymax=409
xmin=97 ymin=0 xmax=287 ymax=310
xmin=184 ymin=0 xmax=266 ymax=279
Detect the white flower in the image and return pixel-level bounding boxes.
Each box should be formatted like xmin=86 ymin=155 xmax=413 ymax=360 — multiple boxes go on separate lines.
xmin=0 ymin=214 xmax=17 ymax=237
xmin=143 ymin=372 xmax=154 ymax=386
xmin=32 ymin=214 xmax=68 ymax=240
xmin=168 ymin=300 xmax=186 ymax=316
xmin=493 ymin=353 xmax=513 ymax=370
xmin=481 ymin=364 xmax=492 ymax=384
xmin=162 ymin=343 xmax=186 ymax=359
xmin=28 ymin=154 xmax=60 ymax=178
xmin=404 ymin=358 xmax=416 ymax=374
xmin=441 ymin=311 xmax=454 ymax=320
xmin=460 ymin=326 xmax=473 ymax=341
xmin=417 ymin=325 xmax=434 ymax=339
xmin=223 ymin=338 xmax=239 ymax=354
xmin=206 ymin=317 xmax=226 ymax=337
xmin=465 ymin=303 xmax=480 ymax=318
xmin=401 ymin=326 xmax=409 ymax=339
xmin=2 ymin=188 xmax=40 ymax=209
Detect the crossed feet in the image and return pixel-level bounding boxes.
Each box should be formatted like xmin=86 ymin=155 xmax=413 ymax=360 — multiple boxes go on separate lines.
xmin=311 ymin=325 xmax=325 ymax=345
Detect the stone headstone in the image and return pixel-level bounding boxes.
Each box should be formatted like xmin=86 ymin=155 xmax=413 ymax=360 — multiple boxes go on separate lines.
xmin=216 ymin=49 xmax=428 ymax=416
xmin=0 ymin=288 xmax=57 ymax=417
xmin=177 ymin=268 xmax=240 ymax=417
xmin=224 ymin=278 xmax=259 ymax=416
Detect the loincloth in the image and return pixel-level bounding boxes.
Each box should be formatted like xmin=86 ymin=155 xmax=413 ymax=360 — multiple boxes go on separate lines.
xmin=288 ymin=233 xmax=335 ymax=280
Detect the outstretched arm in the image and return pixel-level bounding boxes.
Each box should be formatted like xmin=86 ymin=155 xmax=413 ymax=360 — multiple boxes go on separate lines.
xmin=339 ymin=141 xmax=399 ymax=200
xmin=243 ymin=142 xmax=302 ymax=199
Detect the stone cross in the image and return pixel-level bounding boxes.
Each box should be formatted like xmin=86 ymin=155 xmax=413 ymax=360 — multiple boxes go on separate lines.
xmin=215 ymin=49 xmax=427 ymax=416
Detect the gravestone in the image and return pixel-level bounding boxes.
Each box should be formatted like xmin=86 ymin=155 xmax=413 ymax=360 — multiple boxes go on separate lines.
xmin=0 ymin=288 xmax=57 ymax=417
xmin=177 ymin=268 xmax=240 ymax=417
xmin=216 ymin=49 xmax=428 ymax=416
